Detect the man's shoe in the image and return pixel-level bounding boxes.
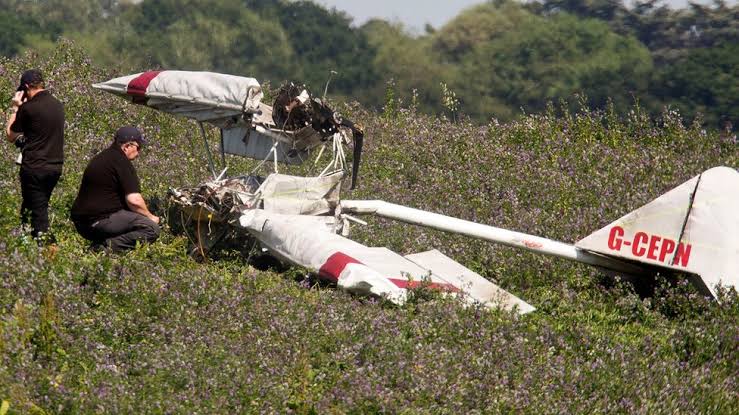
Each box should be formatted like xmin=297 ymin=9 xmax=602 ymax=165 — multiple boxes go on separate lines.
xmin=87 ymin=242 xmax=112 ymax=254
xmin=89 ymin=243 xmax=106 ymax=253
xmin=34 ymin=231 xmax=57 ymax=247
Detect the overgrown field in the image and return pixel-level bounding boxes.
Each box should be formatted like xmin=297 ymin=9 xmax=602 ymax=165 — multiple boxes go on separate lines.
xmin=0 ymin=42 xmax=736 ymax=414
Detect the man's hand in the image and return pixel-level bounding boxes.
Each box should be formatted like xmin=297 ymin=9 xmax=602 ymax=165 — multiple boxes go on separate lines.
xmin=5 ymin=92 xmax=24 ymax=142
xmin=126 ymin=193 xmax=160 ymax=224
xmin=11 ymin=91 xmax=25 ymax=108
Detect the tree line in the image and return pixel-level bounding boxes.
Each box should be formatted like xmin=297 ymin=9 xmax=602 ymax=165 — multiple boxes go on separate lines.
xmin=1 ymin=0 xmax=736 ymax=129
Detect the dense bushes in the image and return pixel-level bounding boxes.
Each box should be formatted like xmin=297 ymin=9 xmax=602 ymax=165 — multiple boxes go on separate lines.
xmin=0 ymin=42 xmax=736 ymax=413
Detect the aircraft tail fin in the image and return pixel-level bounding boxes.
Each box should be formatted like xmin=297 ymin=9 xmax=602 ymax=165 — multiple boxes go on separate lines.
xmin=576 ymin=166 xmax=738 ymax=298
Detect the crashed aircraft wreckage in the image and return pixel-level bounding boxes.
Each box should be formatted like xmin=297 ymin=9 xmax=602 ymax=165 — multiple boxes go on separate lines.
xmin=94 ymin=70 xmax=738 ymax=314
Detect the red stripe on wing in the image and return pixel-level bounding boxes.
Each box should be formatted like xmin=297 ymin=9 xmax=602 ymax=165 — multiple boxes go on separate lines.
xmin=319 ymin=252 xmax=362 ymax=283
xmin=126 ymin=71 xmax=162 ymax=97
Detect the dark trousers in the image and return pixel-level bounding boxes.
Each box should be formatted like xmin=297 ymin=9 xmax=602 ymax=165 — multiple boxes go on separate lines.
xmin=19 ymin=167 xmax=61 ymax=238
xmin=73 ymin=210 xmax=160 ymax=253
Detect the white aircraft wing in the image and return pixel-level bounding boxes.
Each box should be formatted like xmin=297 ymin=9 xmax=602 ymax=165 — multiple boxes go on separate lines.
xmin=239 ymin=209 xmax=534 ymax=314
xmin=93 ymin=71 xmax=330 ymax=166
xmin=92 ymin=70 xmax=271 ymax=128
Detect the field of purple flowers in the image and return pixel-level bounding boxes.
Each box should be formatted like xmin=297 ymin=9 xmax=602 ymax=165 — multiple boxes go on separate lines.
xmin=0 ymin=41 xmax=737 ymax=413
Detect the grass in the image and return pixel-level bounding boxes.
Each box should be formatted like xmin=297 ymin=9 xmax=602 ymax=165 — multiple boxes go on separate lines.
xmin=0 ymin=40 xmax=736 ymax=414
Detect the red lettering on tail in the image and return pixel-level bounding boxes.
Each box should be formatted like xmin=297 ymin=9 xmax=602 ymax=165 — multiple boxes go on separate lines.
xmin=632 ymin=232 xmax=648 ymax=256
xmin=658 ymin=239 xmax=676 ymax=262
xmin=608 ymin=226 xmax=624 ymax=250
xmin=647 ymin=236 xmax=661 ymax=260
xmin=604 ymin=227 xmax=691 ymax=268
xmin=673 ymin=243 xmax=692 ymax=267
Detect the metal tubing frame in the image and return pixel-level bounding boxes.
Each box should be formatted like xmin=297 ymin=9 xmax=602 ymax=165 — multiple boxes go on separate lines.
xmin=340 ymin=200 xmax=646 ymax=275
xmin=198 ymin=121 xmax=218 ymax=178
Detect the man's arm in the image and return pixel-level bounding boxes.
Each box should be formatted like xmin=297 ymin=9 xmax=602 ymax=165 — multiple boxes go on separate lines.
xmin=5 ymin=91 xmax=24 ymax=142
xmin=5 ymin=111 xmax=21 ymax=142
xmin=125 ymin=193 xmax=160 ymax=224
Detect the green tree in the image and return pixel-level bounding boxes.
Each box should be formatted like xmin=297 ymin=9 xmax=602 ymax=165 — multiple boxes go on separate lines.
xmin=432 ymin=1 xmax=533 ymax=64
xmin=452 ymin=8 xmax=652 ymax=120
xmin=0 ymin=11 xmax=37 ymax=56
xmin=359 ymin=20 xmax=449 ymax=112
xmin=256 ymin=0 xmax=379 ymax=94
xmin=655 ymin=42 xmax=738 ymax=128
xmin=76 ymin=0 xmax=296 ymax=80
xmin=0 ymin=0 xmax=108 ymax=36
xmin=527 ymin=0 xmax=630 ymax=23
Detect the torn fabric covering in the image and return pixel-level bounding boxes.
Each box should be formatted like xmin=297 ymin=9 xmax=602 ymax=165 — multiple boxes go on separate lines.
xmin=221 ymin=126 xmax=312 ymax=166
xmin=167 ymin=172 xmax=344 ymax=224
xmin=168 ymin=175 xmax=263 ymax=222
xmin=259 ymin=172 xmax=344 ymax=215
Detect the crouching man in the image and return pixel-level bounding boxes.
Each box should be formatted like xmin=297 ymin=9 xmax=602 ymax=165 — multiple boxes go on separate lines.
xmin=71 ymin=126 xmax=160 ymax=252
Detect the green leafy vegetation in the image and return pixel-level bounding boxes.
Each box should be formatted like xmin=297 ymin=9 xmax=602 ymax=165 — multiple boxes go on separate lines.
xmin=0 ymin=41 xmax=736 ymax=413
xmin=1 ymin=0 xmax=736 ymax=130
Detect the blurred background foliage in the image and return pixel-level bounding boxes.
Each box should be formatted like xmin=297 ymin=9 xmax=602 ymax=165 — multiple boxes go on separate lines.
xmin=0 ymin=0 xmax=736 ymax=130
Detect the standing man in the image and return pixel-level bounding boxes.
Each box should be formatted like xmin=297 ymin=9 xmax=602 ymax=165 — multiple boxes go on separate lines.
xmin=5 ymin=69 xmax=65 ymax=243
xmin=70 ymin=126 xmax=160 ymax=253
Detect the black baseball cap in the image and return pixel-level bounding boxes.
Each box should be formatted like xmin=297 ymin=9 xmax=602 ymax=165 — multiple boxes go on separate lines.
xmin=17 ymin=69 xmax=44 ymax=91
xmin=114 ymin=126 xmax=148 ymax=146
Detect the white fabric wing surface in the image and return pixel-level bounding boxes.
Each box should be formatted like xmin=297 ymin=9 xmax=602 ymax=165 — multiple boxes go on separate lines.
xmin=93 ymin=70 xmax=264 ymax=124
xmin=239 ymin=210 xmax=535 ymax=313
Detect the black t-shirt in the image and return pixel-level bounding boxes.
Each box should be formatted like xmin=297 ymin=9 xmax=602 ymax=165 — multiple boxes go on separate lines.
xmin=70 ymin=145 xmax=141 ymax=222
xmin=10 ymin=90 xmax=65 ymax=172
